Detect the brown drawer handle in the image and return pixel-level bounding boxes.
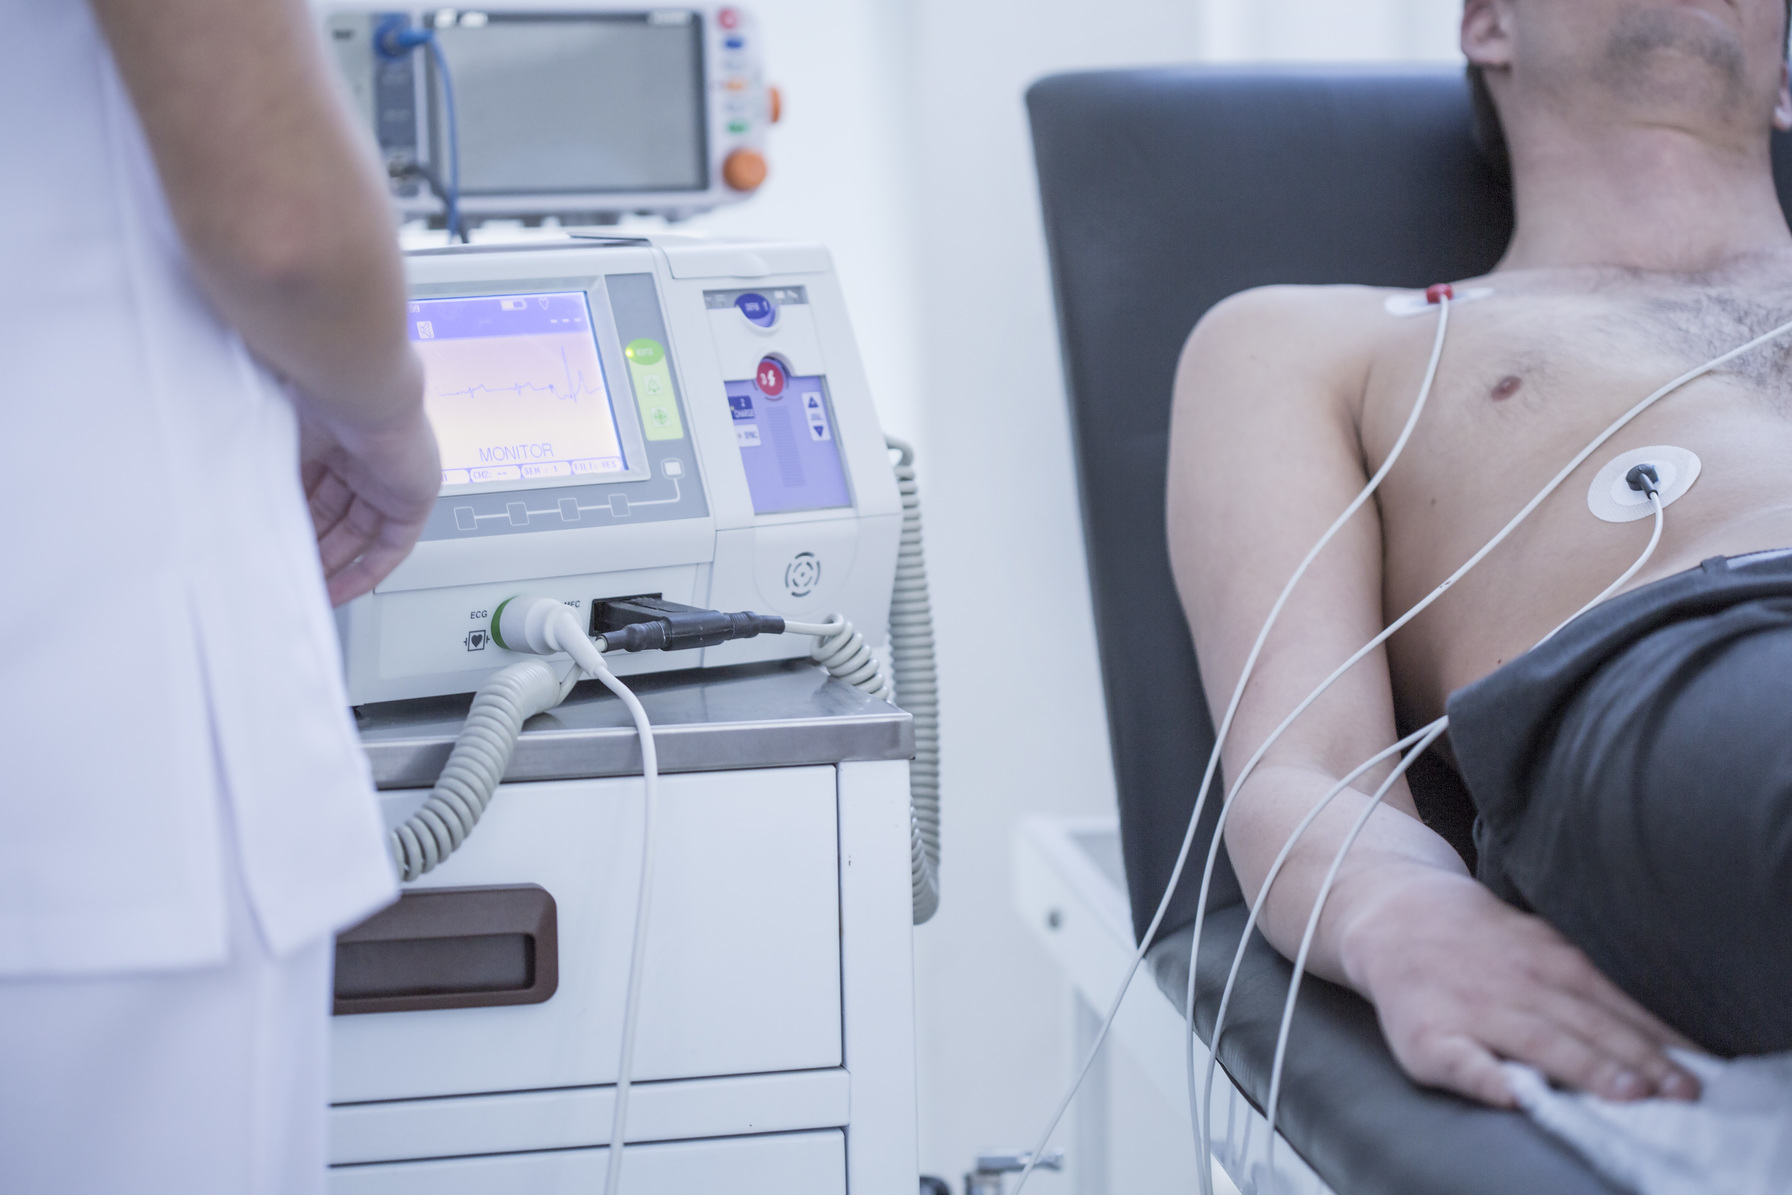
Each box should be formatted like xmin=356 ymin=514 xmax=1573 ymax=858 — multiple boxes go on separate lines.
xmin=333 ymin=884 xmax=558 ymax=1015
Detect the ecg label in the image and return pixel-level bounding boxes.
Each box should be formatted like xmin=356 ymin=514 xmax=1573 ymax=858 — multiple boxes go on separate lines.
xmin=418 ymin=326 xmax=627 ymax=479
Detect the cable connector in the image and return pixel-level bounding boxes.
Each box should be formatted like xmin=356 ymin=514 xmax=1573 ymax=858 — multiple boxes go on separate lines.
xmin=591 ymin=595 xmax=785 ymax=653
xmin=374 ymin=15 xmax=432 ymax=58
xmin=1626 ymin=462 xmax=1663 ymax=498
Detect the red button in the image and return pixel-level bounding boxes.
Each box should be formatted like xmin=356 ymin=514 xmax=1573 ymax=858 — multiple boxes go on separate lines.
xmin=719 ymin=7 xmax=740 ymax=28
xmin=755 ymin=357 xmax=786 ymax=397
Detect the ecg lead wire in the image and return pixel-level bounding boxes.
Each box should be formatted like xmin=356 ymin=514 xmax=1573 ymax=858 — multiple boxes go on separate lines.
xmin=1009 ymin=293 xmax=1457 ymax=1195
xmin=1180 ymin=315 xmax=1792 ymax=1186
xmin=1254 ymin=481 xmax=1665 ymax=1193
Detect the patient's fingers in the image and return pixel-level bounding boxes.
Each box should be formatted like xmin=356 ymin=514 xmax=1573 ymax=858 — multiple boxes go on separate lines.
xmin=1403 ymin=1031 xmax=1515 ymax=1108
xmin=1536 ymin=945 xmax=1698 ymax=1051
xmin=1525 ymin=981 xmax=1700 ymax=1099
xmin=1479 ymin=1007 xmax=1660 ymax=1102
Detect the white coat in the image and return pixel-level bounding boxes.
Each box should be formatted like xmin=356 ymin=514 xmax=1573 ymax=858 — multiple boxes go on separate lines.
xmin=0 ymin=0 xmax=398 ymax=975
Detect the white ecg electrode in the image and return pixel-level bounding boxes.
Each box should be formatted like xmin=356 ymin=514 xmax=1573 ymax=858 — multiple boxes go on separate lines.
xmin=1587 ymin=445 xmax=1702 ymax=523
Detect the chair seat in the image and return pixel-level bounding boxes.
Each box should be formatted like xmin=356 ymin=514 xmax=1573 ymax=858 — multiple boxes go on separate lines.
xmin=1147 ymin=904 xmax=1621 ymax=1195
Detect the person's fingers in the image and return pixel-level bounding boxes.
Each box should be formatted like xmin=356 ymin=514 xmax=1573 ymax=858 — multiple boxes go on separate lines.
xmin=1403 ymin=1030 xmax=1515 ymax=1108
xmin=327 ymin=516 xmax=430 ymax=604
xmin=1528 ymin=984 xmax=1701 ymax=1100
xmin=308 ymin=468 xmax=356 ymax=541
xmin=316 ymin=495 xmax=383 ymax=578
xmin=1532 ymin=941 xmax=1698 ymax=1052
xmin=1479 ymin=1006 xmax=1665 ymax=1102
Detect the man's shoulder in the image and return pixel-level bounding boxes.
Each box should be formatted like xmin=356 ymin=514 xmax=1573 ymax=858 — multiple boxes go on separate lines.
xmin=1199 ymin=282 xmax=1404 ymax=334
xmin=1179 ymin=284 xmax=1402 ymax=402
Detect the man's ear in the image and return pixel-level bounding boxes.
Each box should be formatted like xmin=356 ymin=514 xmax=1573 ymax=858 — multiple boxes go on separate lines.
xmin=1462 ymin=0 xmax=1514 ymax=70
xmin=1775 ymin=61 xmax=1792 ymax=132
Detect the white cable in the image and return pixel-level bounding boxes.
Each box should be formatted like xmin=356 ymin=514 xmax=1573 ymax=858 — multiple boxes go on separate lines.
xmin=487 ymin=598 xmax=658 ymax=1195
xmin=788 ymin=435 xmax=942 ymax=926
xmin=1012 ymin=294 xmax=1456 ymax=1195
xmin=1195 ymin=720 xmax=1443 ymax=1168
xmin=1251 ymin=484 xmax=1666 ymax=1190
xmin=1542 ymin=491 xmax=1664 ymax=643
xmin=1259 ymin=718 xmax=1449 ymax=1192
xmin=389 ymin=660 xmax=579 ymax=881
xmin=1178 ymin=316 xmax=1792 ymax=1188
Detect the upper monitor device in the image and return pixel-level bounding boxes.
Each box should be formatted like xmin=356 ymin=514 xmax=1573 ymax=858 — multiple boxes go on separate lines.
xmin=320 ymin=3 xmax=777 ymax=226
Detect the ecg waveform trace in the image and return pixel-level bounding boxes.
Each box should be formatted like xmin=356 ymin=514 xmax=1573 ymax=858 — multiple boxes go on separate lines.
xmin=435 ymin=346 xmax=603 ymax=404
xmin=418 ymin=328 xmax=626 ymax=475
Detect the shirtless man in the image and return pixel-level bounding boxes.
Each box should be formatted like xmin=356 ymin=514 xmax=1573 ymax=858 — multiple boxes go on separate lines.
xmin=1168 ymin=0 xmax=1792 ymax=1108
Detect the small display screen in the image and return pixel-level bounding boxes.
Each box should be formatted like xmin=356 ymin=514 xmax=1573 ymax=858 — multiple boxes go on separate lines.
xmin=432 ymin=12 xmax=707 ymax=194
xmin=410 ymin=291 xmax=628 ymax=488
xmin=727 ymin=358 xmax=851 ymax=514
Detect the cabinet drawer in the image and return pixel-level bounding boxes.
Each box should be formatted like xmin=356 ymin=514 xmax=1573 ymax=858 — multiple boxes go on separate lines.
xmin=330 ymin=1129 xmax=845 ymax=1195
xmin=332 ymin=766 xmax=841 ymax=1103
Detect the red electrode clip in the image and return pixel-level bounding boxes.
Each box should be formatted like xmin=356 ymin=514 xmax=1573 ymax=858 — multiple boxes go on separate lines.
xmin=1425 ymin=283 xmax=1455 ymax=305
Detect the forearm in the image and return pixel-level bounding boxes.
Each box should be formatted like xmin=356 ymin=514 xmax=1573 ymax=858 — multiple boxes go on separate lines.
xmin=1224 ymin=761 xmax=1470 ymax=987
xmin=90 ymin=0 xmax=420 ymax=434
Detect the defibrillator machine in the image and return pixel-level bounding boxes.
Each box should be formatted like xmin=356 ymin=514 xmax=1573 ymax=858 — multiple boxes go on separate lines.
xmin=340 ymin=236 xmax=900 ymax=705
xmin=331 ymin=237 xmax=929 ymax=1195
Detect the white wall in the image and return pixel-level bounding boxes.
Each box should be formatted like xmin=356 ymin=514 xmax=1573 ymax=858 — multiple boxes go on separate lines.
xmin=675 ymin=1 xmax=1460 ymax=1189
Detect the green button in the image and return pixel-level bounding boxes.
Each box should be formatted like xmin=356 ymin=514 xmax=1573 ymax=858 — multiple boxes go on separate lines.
xmin=623 ymin=337 xmax=684 ymax=441
xmin=728 ymin=120 xmax=749 ymax=134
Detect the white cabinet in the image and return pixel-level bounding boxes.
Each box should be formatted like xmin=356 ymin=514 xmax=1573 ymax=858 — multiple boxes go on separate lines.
xmin=331 ymin=759 xmax=916 ymax=1195
xmin=331 ymin=1129 xmax=846 ymax=1195
xmin=333 ymin=766 xmax=843 ymax=1103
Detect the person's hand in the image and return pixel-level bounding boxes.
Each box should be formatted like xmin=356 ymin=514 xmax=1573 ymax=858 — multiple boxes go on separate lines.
xmin=1340 ymin=866 xmax=1702 ymax=1107
xmin=300 ymin=402 xmax=440 ymax=606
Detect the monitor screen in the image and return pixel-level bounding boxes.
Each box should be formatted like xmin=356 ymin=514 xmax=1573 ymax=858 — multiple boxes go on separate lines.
xmin=410 ymin=291 xmax=629 ymax=488
xmin=432 ymin=12 xmax=707 ymax=194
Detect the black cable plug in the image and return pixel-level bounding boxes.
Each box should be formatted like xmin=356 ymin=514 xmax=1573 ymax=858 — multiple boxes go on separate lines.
xmin=1626 ymin=462 xmax=1663 ymax=498
xmin=591 ymin=595 xmax=785 ymax=653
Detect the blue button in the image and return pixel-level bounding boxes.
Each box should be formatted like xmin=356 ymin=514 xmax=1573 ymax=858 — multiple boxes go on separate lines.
xmin=724 ymin=35 xmax=745 ymax=48
xmin=735 ymin=292 xmax=776 ymax=327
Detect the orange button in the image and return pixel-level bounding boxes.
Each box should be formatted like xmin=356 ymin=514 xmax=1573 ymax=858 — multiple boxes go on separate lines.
xmin=722 ymin=148 xmax=768 ymax=192
xmin=769 ymin=85 xmax=782 ymax=124
xmin=726 ymin=77 xmax=747 ymax=91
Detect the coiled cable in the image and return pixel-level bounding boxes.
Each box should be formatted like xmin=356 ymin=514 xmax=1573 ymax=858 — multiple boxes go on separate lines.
xmin=389 ymin=658 xmax=576 ymax=881
xmin=787 ymin=436 xmax=942 ymax=924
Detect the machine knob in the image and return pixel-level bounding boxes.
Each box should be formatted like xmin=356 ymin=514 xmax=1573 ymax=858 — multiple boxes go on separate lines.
xmin=769 ymin=85 xmax=783 ymax=124
xmin=723 ymin=148 xmax=768 ymax=192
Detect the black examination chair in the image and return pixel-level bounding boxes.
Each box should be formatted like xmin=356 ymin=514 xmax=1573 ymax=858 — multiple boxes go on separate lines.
xmin=1028 ymin=67 xmax=1792 ymax=1194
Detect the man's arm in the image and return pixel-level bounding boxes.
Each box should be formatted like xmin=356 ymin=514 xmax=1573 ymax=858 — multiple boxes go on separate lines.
xmin=89 ymin=0 xmax=438 ymax=602
xmin=1167 ymin=286 xmax=1696 ymax=1105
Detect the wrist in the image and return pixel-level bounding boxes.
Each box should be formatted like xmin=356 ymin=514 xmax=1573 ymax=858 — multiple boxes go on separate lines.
xmin=1335 ymin=864 xmax=1481 ymax=997
xmin=299 ymin=347 xmax=427 ymax=450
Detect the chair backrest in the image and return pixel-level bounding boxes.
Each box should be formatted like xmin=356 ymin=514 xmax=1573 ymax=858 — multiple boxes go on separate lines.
xmin=1028 ymin=66 xmax=1792 ymax=946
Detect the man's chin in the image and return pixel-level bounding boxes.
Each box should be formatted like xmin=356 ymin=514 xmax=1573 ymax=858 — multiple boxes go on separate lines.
xmin=1600 ymin=2 xmax=1748 ymax=112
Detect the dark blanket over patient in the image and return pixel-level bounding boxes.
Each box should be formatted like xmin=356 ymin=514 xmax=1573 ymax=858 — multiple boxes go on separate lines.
xmin=1448 ymin=550 xmax=1792 ymax=1057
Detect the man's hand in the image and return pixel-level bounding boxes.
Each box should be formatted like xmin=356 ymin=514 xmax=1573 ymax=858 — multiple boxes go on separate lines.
xmin=1341 ymin=866 xmax=1702 ymax=1107
xmin=301 ymin=401 xmax=440 ymax=606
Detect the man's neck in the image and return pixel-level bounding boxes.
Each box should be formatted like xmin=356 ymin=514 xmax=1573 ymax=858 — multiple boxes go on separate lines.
xmin=1500 ymin=120 xmax=1792 ymax=274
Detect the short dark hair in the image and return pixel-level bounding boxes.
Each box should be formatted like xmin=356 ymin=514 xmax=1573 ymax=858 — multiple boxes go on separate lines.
xmin=1466 ymin=0 xmax=1792 ymax=182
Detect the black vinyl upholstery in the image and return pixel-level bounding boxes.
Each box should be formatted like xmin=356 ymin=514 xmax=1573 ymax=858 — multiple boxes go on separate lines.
xmin=1028 ymin=66 xmax=1792 ymax=1194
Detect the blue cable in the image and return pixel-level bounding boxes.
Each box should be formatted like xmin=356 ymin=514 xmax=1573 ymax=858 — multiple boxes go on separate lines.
xmin=375 ymin=16 xmax=462 ymax=242
xmin=425 ymin=37 xmax=462 ymax=243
